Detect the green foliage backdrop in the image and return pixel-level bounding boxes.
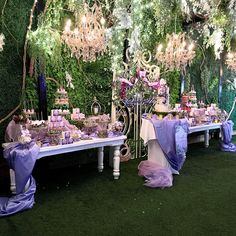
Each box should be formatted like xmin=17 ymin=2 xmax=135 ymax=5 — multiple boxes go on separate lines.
xmin=0 ymin=0 xmax=33 ymax=143
xmin=0 ymin=0 xmax=236 ymax=145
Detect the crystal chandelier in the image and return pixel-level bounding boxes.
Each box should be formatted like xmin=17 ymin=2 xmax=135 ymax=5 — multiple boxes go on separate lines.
xmin=62 ymin=3 xmax=107 ymax=62
xmin=225 ymin=52 xmax=236 ymax=71
xmin=155 ymin=32 xmax=195 ymax=71
xmin=0 ymin=33 xmax=5 ymax=52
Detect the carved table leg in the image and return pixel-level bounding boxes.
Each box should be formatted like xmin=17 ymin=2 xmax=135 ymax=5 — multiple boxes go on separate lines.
xmin=204 ymin=130 xmax=209 ymax=147
xmin=98 ymin=147 xmax=104 ymax=173
xmin=113 ymin=146 xmax=121 ymax=180
xmin=9 ymin=169 xmax=30 ymax=194
xmin=9 ymin=168 xmax=16 ymax=194
xmin=109 ymin=146 xmax=114 ymax=168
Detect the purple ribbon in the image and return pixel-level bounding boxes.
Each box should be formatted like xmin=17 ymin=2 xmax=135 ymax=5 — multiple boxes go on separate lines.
xmin=0 ymin=141 xmax=39 ymax=217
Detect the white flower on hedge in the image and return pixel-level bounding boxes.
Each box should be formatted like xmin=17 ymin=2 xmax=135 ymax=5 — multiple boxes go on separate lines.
xmin=206 ymin=28 xmax=224 ymax=60
xmin=0 ymin=33 xmax=5 ymax=51
xmin=105 ymin=28 xmax=113 ymax=45
xmin=180 ymin=0 xmax=190 ymax=18
xmin=129 ymin=26 xmax=141 ymax=54
xmin=65 ymin=71 xmax=74 ymax=89
xmin=113 ymin=8 xmax=132 ymax=30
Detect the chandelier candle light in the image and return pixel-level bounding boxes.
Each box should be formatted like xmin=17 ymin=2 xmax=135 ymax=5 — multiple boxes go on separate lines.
xmin=225 ymin=52 xmax=236 ymax=71
xmin=62 ymin=3 xmax=107 ymax=62
xmin=155 ymin=32 xmax=195 ymax=71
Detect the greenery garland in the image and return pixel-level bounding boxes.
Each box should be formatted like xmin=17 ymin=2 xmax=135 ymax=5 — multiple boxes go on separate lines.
xmin=1 ymin=0 xmax=236 ymax=127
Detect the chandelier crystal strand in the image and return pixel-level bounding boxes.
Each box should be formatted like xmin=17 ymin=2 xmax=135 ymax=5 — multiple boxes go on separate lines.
xmin=0 ymin=33 xmax=5 ymax=52
xmin=225 ymin=52 xmax=236 ymax=71
xmin=62 ymin=3 xmax=107 ymax=62
xmin=155 ymin=32 xmax=195 ymax=71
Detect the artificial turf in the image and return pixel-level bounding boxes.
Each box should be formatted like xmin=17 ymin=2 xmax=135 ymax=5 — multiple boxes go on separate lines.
xmin=0 ymin=137 xmax=236 ymax=236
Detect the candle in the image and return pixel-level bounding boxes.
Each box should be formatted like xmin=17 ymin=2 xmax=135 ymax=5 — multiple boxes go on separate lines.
xmin=94 ymin=107 xmax=98 ymax=115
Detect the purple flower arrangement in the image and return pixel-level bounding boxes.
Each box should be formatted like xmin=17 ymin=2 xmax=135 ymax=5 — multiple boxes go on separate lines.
xmin=115 ymin=67 xmax=160 ymax=102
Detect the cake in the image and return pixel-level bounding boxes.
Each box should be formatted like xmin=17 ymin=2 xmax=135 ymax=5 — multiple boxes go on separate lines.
xmin=54 ymin=87 xmax=70 ymax=115
xmin=188 ymin=87 xmax=197 ymax=108
xmin=70 ymin=108 xmax=85 ymax=120
xmin=154 ymin=79 xmax=170 ymax=113
xmin=55 ymin=87 xmax=69 ymax=107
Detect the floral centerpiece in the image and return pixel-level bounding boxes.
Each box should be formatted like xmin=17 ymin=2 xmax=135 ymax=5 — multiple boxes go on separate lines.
xmin=114 ymin=66 xmax=160 ymax=106
xmin=110 ymin=121 xmax=124 ymax=136
xmin=113 ymin=49 xmax=161 ymax=106
xmin=82 ymin=118 xmax=98 ymax=135
xmin=97 ymin=114 xmax=111 ymax=138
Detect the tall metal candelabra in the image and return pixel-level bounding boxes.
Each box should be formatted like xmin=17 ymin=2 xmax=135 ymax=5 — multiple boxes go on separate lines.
xmin=123 ymin=95 xmax=155 ymax=159
xmin=113 ymin=49 xmax=160 ymax=159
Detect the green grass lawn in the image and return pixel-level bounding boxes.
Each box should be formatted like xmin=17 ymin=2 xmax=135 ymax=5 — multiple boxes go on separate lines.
xmin=0 ymin=137 xmax=236 ymax=236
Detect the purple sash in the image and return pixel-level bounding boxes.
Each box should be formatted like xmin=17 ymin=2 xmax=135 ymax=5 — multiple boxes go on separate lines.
xmin=138 ymin=160 xmax=173 ymax=188
xmin=0 ymin=141 xmax=39 ymax=217
xmin=150 ymin=118 xmax=189 ymax=172
xmin=221 ymin=120 xmax=236 ymax=152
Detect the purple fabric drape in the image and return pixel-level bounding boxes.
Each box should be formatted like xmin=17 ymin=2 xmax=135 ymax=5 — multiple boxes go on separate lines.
xmin=221 ymin=120 xmax=236 ymax=152
xmin=150 ymin=118 xmax=189 ymax=172
xmin=0 ymin=141 xmax=39 ymax=217
xmin=138 ymin=160 xmax=173 ymax=188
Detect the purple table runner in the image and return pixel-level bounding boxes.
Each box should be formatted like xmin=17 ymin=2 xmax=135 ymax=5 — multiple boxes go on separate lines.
xmin=150 ymin=118 xmax=189 ymax=172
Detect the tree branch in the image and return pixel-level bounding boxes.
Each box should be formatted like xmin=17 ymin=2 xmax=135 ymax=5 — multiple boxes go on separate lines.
xmin=0 ymin=0 xmax=38 ymax=124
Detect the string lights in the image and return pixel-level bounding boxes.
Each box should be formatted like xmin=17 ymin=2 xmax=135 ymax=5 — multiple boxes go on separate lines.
xmin=62 ymin=2 xmax=107 ymax=62
xmin=155 ymin=32 xmax=195 ymax=71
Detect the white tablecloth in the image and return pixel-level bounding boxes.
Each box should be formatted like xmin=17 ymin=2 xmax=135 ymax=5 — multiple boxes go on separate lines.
xmin=140 ymin=118 xmax=222 ymax=174
xmin=140 ymin=119 xmax=178 ymax=174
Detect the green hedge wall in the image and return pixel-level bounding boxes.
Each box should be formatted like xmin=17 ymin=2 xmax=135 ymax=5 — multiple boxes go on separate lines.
xmin=0 ymin=0 xmax=34 ymax=144
xmin=0 ymin=0 xmax=235 ymax=146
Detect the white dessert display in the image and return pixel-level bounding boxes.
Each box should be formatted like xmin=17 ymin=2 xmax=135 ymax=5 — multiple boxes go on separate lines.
xmin=154 ymin=79 xmax=170 ymax=112
xmin=29 ymin=120 xmax=46 ymax=127
xmin=70 ymin=108 xmax=85 ymax=120
xmin=188 ymin=87 xmax=197 ymax=108
xmin=54 ymin=87 xmax=70 ymax=115
xmin=18 ymin=125 xmax=32 ymax=144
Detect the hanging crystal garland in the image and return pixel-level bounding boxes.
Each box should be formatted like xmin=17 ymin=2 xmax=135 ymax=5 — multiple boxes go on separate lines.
xmin=62 ymin=2 xmax=107 ymax=62
xmin=155 ymin=32 xmax=195 ymax=71
xmin=0 ymin=33 xmax=5 ymax=52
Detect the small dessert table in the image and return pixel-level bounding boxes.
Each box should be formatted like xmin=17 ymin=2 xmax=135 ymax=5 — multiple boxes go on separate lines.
xmin=141 ymin=118 xmax=222 ymax=148
xmin=2 ymin=135 xmax=127 ymax=193
xmin=140 ymin=118 xmax=222 ymax=172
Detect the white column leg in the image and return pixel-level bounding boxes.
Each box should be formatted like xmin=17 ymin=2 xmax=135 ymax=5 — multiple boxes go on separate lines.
xmin=98 ymin=147 xmax=104 ymax=172
xmin=9 ymin=168 xmax=16 ymax=194
xmin=113 ymin=146 xmax=121 ymax=180
xmin=109 ymin=146 xmax=114 ymax=167
xmin=10 ymin=168 xmax=31 ymax=194
xmin=204 ymin=130 xmax=209 ymax=147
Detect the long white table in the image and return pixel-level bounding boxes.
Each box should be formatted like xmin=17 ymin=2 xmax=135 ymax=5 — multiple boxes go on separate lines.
xmin=141 ymin=118 xmax=222 ymax=147
xmin=2 ymin=135 xmax=127 ymax=193
xmin=140 ymin=119 xmax=222 ymax=173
